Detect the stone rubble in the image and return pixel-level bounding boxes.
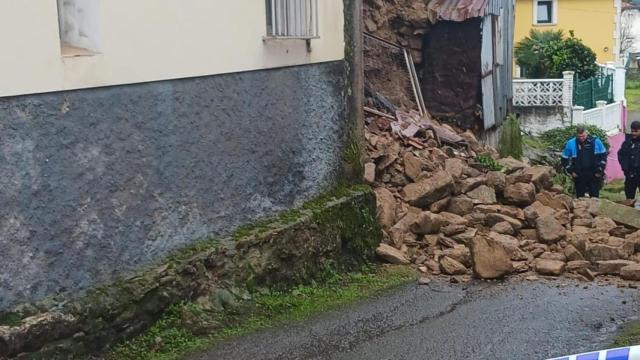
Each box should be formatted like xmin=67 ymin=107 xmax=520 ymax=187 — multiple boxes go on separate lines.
xmin=367 ymin=111 xmax=640 ymax=284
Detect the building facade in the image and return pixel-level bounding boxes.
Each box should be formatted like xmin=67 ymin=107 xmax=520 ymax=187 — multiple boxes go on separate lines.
xmin=0 ymin=0 xmax=359 ymax=311
xmin=514 ymin=0 xmax=622 ymax=75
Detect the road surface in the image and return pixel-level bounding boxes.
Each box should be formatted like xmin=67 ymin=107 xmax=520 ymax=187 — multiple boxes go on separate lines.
xmin=189 ymin=278 xmax=640 ymax=360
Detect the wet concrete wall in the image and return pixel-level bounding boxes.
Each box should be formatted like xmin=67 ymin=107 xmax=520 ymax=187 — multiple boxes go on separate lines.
xmin=0 ymin=61 xmax=347 ymax=310
xmin=515 ymin=106 xmax=568 ymax=135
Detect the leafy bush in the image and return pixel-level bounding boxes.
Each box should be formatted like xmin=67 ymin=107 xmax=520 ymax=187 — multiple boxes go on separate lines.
xmin=514 ymin=29 xmax=564 ymax=78
xmin=515 ymin=30 xmax=598 ymax=79
xmin=498 ymin=114 xmax=523 ymax=160
xmin=539 ymin=124 xmax=610 ymax=152
xmin=544 ymin=34 xmax=598 ymax=79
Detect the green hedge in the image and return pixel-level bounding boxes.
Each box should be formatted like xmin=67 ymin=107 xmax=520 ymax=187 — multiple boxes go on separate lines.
xmin=539 ymin=124 xmax=610 ymax=152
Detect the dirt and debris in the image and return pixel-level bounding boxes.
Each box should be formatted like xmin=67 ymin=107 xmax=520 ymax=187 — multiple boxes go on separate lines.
xmin=364 ymin=36 xmax=418 ymax=112
xmin=366 ymin=111 xmax=640 ymax=285
xmin=364 ymin=0 xmax=486 ymax=128
xmin=363 ymin=0 xmax=430 ymax=65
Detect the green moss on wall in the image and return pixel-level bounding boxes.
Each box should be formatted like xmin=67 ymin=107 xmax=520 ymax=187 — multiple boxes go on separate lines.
xmin=2 ymin=184 xmax=381 ymax=360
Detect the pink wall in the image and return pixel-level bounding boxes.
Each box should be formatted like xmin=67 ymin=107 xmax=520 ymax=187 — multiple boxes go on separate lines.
xmin=604 ymin=104 xmax=628 ymax=181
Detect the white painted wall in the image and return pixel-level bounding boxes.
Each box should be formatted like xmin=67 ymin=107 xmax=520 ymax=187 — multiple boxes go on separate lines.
xmin=0 ymin=0 xmax=345 ymax=97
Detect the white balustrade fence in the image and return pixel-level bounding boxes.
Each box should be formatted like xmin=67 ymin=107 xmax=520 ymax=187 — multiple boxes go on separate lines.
xmin=513 ymin=79 xmax=564 ymax=106
xmin=573 ymin=101 xmax=623 ymax=135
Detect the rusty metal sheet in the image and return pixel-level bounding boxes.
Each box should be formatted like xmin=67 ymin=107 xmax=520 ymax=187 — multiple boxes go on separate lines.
xmin=427 ymin=0 xmax=490 ymax=22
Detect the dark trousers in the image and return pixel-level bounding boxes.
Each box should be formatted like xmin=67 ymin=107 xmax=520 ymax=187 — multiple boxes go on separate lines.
xmin=574 ymin=171 xmax=600 ymax=198
xmin=625 ymin=172 xmax=640 ymax=199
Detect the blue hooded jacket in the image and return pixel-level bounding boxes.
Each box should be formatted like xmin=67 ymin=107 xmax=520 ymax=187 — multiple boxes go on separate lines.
xmin=561 ymin=135 xmax=607 ymax=173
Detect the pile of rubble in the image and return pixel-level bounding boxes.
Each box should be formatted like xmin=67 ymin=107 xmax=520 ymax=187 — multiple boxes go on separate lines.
xmin=367 ymin=111 xmax=640 ymax=284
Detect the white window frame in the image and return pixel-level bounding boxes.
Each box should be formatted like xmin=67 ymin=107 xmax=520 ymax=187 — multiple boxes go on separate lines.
xmin=533 ymin=0 xmax=557 ymax=26
xmin=265 ymin=0 xmax=320 ymax=40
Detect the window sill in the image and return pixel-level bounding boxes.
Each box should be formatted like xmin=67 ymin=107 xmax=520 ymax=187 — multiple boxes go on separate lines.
xmin=263 ymin=35 xmax=320 ymax=41
xmin=533 ymin=23 xmax=557 ymax=26
xmin=61 ymin=43 xmax=100 ymax=58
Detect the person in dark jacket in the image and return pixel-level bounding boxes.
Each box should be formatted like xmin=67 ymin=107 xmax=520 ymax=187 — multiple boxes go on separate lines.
xmin=561 ymin=126 xmax=608 ymax=198
xmin=618 ymin=120 xmax=640 ymax=200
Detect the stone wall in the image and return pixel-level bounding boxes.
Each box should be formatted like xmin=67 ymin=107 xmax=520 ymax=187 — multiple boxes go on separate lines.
xmin=0 ymin=188 xmax=381 ymax=358
xmin=0 ymin=61 xmax=348 ymax=311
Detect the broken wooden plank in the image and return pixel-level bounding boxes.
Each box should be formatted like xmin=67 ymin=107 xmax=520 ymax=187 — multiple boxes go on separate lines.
xmin=364 ymin=106 xmax=396 ymax=120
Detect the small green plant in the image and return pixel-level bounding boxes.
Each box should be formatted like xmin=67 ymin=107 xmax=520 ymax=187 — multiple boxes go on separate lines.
xmin=553 ymin=172 xmax=575 ymax=195
xmin=612 ymin=320 xmax=640 ymax=348
xmin=474 ymin=154 xmax=504 ymax=172
xmin=0 ymin=312 xmax=23 ymax=327
xmin=498 ymin=114 xmax=523 ymax=160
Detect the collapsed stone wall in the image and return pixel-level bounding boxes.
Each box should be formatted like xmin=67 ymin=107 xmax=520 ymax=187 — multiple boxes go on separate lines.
xmin=365 ymin=112 xmax=640 ymax=285
xmin=363 ymin=0 xmax=483 ymax=128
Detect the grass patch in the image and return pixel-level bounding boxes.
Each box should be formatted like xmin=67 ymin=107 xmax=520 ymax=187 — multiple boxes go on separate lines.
xmin=601 ymin=179 xmax=627 ymax=202
xmin=0 ymin=312 xmax=23 ymax=327
xmin=612 ymin=320 xmax=640 ymax=348
xmin=107 ymin=265 xmax=416 ymax=360
xmin=627 ymin=79 xmax=640 ymax=113
xmin=627 ymin=88 xmax=640 ymax=113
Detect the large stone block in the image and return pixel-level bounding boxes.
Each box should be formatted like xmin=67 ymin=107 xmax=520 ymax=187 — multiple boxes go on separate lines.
xmin=597 ymin=199 xmax=640 ymax=229
xmin=403 ymin=171 xmax=455 ymax=208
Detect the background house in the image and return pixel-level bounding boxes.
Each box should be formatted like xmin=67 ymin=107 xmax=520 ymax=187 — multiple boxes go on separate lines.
xmin=0 ymin=0 xmax=359 ymax=311
xmin=511 ymin=0 xmax=627 ymax=146
xmin=514 ymin=0 xmax=623 ymax=77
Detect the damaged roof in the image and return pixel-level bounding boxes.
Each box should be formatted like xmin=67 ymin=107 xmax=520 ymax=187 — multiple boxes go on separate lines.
xmin=426 ymin=0 xmax=490 ymax=22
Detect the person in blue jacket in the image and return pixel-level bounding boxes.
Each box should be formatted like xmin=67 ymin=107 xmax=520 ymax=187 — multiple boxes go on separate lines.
xmin=560 ymin=126 xmax=608 ymax=198
xmin=617 ymin=120 xmax=640 ymax=201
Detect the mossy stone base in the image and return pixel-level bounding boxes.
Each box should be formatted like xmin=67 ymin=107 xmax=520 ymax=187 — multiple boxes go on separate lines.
xmin=0 ymin=188 xmax=380 ymax=359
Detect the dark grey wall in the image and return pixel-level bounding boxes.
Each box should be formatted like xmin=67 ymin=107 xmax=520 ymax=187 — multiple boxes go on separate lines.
xmin=0 ymin=61 xmax=347 ymax=310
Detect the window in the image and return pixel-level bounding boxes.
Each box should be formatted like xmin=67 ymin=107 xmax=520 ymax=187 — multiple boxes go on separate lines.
xmin=57 ymin=0 xmax=101 ymax=56
xmin=534 ymin=0 xmax=556 ymax=25
xmin=265 ymin=0 xmax=319 ymax=39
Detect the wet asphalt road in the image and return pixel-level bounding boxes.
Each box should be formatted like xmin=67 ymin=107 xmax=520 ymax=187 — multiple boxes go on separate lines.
xmin=189 ymin=279 xmax=640 ymax=360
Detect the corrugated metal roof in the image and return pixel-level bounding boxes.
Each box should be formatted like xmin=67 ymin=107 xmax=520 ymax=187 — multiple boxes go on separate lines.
xmin=427 ymin=0 xmax=490 ymax=22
